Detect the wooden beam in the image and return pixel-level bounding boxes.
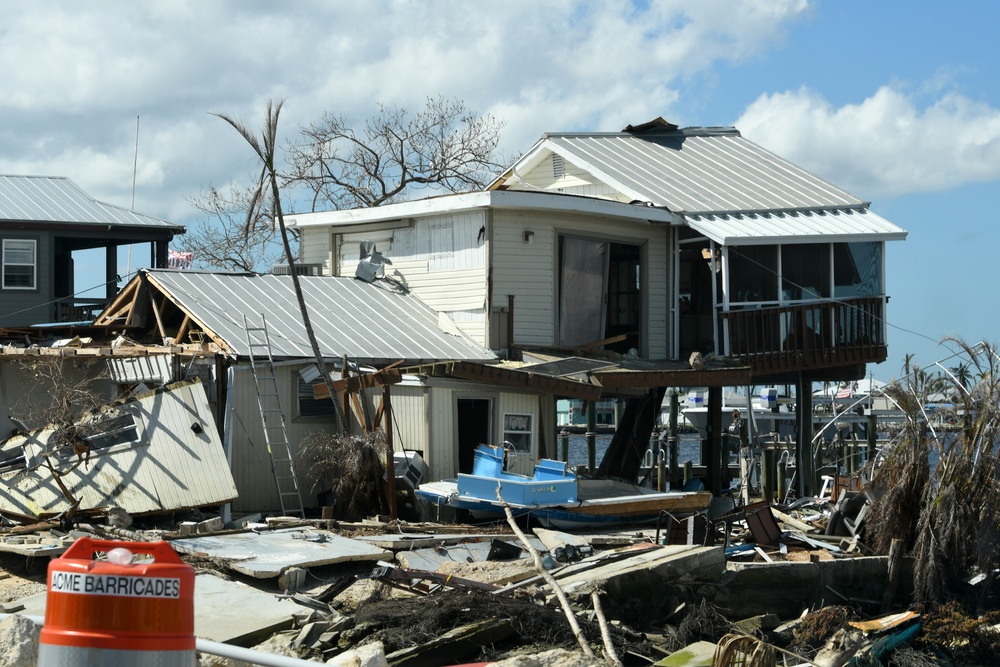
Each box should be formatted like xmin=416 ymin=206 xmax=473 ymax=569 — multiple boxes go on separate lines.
xmin=149 ymin=293 xmax=167 ymax=340
xmin=93 ymin=279 xmax=139 ymax=326
xmin=448 ymin=361 xmax=603 ymax=401
xmin=175 ymin=314 xmax=191 ymax=344
xmin=593 ymin=367 xmax=753 ymax=390
xmin=313 ymin=367 xmax=403 ymax=400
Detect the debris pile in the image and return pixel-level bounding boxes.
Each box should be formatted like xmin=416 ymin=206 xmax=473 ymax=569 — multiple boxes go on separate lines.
xmin=0 ymin=483 xmax=995 ymax=665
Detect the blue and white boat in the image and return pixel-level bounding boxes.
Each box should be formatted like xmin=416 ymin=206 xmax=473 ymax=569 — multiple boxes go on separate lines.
xmin=415 ymin=445 xmax=711 ymax=529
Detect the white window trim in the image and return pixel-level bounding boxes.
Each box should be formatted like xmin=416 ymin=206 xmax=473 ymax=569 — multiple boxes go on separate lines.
xmin=502 ymin=412 xmax=534 ymax=453
xmin=2 ymin=239 xmax=37 ymax=290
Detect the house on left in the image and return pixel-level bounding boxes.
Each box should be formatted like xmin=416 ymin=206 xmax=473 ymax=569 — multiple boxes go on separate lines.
xmin=0 ymin=175 xmax=183 ymax=325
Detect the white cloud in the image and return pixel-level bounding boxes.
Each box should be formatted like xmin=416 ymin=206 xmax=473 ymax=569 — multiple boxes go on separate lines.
xmin=736 ymin=85 xmax=1000 ymax=200
xmin=0 ymin=0 xmax=812 ymax=226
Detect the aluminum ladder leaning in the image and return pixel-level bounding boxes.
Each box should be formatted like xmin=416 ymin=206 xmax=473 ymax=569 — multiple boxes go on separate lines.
xmin=243 ymin=314 xmax=305 ymax=517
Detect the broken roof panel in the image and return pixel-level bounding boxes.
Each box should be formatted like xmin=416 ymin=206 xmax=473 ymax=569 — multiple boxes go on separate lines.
xmin=0 ymin=175 xmax=183 ymax=231
xmin=141 ymin=270 xmax=496 ymax=363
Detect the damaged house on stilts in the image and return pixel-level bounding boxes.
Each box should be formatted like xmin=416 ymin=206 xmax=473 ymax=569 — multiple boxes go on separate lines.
xmin=284 ymin=118 xmax=908 ymax=501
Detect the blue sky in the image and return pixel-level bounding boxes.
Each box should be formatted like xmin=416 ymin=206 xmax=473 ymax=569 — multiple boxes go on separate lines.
xmin=1 ymin=1 xmax=998 ymax=383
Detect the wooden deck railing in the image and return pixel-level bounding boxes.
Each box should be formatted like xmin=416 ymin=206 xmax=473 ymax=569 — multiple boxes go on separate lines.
xmin=54 ymin=297 xmax=109 ymax=323
xmin=721 ymin=296 xmax=887 ymax=374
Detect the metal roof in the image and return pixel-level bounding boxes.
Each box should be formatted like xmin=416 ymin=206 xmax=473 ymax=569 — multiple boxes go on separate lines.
xmin=534 ymin=128 xmax=866 ymax=214
xmin=143 ymin=270 xmax=496 ymax=363
xmin=686 ymin=208 xmax=908 ymax=246
xmin=0 ymin=175 xmax=182 ymax=230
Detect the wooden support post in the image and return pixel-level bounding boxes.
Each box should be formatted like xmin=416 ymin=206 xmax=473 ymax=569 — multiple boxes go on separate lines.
xmin=706 ymin=386 xmax=723 ymax=495
xmin=383 ymin=384 xmax=397 ymax=521
xmin=796 ymin=373 xmax=814 ymax=497
xmin=668 ymin=391 xmax=680 ymax=488
xmin=762 ymin=445 xmax=775 ymax=503
xmin=683 ymin=460 xmax=693 ymax=486
xmin=560 ymin=430 xmax=569 ymax=463
xmin=777 ymin=454 xmax=787 ymax=504
xmin=586 ymin=400 xmax=597 ymax=473
xmin=738 ymin=418 xmax=750 ymax=504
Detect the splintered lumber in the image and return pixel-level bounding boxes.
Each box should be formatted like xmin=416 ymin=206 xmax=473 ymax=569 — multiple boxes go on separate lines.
xmin=385 ymin=618 xmax=514 ymax=667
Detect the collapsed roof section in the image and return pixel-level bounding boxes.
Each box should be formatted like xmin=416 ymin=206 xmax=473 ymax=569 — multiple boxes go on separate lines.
xmin=93 ymin=269 xmax=496 ymax=365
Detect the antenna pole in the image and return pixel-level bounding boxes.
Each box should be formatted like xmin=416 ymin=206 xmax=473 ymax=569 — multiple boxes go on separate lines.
xmin=127 ymin=115 xmax=139 ymax=278
xmin=131 ymin=115 xmax=139 ymax=209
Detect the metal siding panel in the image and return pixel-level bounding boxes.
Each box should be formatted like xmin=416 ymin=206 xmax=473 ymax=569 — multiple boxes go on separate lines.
xmin=427 ymin=386 xmax=454 ymax=482
xmin=228 ymin=370 xmax=281 ymax=513
xmin=0 ymin=381 xmax=237 ymax=516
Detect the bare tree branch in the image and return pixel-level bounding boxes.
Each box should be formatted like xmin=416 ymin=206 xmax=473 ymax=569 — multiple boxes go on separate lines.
xmin=287 ymin=95 xmax=509 ymax=211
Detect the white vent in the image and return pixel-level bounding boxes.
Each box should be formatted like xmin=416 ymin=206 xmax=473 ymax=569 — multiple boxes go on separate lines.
xmin=271 ymin=263 xmax=323 ymax=276
xmin=552 ymin=154 xmax=565 ymax=179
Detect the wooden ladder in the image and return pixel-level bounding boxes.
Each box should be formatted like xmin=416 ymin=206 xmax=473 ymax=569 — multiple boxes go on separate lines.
xmin=244 ymin=314 xmax=304 ymax=517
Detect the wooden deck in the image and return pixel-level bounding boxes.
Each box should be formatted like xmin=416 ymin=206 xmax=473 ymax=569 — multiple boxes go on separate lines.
xmin=722 ymin=296 xmax=887 ymax=376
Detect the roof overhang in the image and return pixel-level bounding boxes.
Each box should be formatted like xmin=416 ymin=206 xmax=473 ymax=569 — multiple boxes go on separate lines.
xmin=286 ymin=190 xmax=681 ymax=228
xmin=686 ymin=208 xmax=908 ymax=246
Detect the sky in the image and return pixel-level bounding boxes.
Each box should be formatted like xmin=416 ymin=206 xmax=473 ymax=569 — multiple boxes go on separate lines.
xmin=1 ymin=0 xmax=998 ymax=384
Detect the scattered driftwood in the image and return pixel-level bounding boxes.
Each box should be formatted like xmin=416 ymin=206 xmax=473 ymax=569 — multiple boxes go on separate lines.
xmin=496 ymin=487 xmax=596 ymax=659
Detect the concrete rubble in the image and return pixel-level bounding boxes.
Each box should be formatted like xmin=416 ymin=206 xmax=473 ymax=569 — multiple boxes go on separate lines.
xmin=0 ymin=493 xmax=993 ymax=666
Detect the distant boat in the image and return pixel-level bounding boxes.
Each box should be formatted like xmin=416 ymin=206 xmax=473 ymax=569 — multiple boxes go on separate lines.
xmin=414 ymin=445 xmax=710 ymax=529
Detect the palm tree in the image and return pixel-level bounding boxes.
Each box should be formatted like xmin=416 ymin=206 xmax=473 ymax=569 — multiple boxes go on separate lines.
xmin=867 ymin=338 xmax=1000 ymax=607
xmin=213 ymin=100 xmax=347 ymax=433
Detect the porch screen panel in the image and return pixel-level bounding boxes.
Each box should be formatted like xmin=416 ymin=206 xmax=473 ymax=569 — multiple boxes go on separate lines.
xmin=559 ymin=237 xmax=606 ymax=346
xmin=834 ymin=242 xmax=882 ymax=297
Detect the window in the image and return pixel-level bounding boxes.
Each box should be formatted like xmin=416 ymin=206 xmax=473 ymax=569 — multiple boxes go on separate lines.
xmin=781 ymin=243 xmax=829 ymax=300
xmin=298 ymin=377 xmax=336 ymax=419
xmin=729 ymin=246 xmax=778 ymax=302
xmin=49 ymin=413 xmax=143 ymax=462
xmin=3 ymin=239 xmax=36 ymax=290
xmin=502 ymin=413 xmax=533 ymax=453
xmin=79 ymin=414 xmax=141 ymax=452
xmin=834 ymin=242 xmax=882 ymax=298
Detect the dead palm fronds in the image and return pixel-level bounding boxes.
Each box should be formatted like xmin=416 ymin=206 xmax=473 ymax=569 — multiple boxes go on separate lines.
xmin=865 ymin=338 xmax=1000 ymax=607
xmin=299 ymin=431 xmax=386 ymax=520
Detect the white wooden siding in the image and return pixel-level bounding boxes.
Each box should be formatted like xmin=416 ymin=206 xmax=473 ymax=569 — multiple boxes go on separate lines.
xmin=299 ymin=228 xmax=332 ymax=271
xmin=491 ymin=210 xmax=668 ymax=357
xmin=332 ymin=212 xmax=490 ymax=346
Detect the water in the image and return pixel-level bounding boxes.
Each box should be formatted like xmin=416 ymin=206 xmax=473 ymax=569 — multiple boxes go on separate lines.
xmin=557 ymin=432 xmax=703 ymax=469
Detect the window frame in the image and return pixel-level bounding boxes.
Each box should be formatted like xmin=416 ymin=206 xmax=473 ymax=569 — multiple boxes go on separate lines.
xmin=501 ymin=412 xmax=534 ymax=453
xmin=296 ymin=376 xmax=337 ymax=421
xmin=2 ymin=238 xmax=37 ymax=291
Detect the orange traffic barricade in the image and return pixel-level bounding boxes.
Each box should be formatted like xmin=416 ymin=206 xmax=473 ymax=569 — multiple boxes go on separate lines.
xmin=38 ymin=537 xmax=195 ymax=666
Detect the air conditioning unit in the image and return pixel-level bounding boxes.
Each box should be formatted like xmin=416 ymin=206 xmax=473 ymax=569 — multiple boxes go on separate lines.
xmin=271 ymin=263 xmax=323 ymax=276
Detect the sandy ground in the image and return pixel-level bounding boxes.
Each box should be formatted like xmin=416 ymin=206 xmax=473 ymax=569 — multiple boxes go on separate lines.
xmin=0 ymin=555 xmax=48 ymax=607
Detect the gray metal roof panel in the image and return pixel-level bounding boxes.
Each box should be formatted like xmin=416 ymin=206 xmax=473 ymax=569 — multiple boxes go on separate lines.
xmin=544 ymin=129 xmax=865 ymax=214
xmin=686 ymin=208 xmax=908 ymax=246
xmin=144 ymin=270 xmax=495 ymax=363
xmin=0 ymin=175 xmax=182 ymax=229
